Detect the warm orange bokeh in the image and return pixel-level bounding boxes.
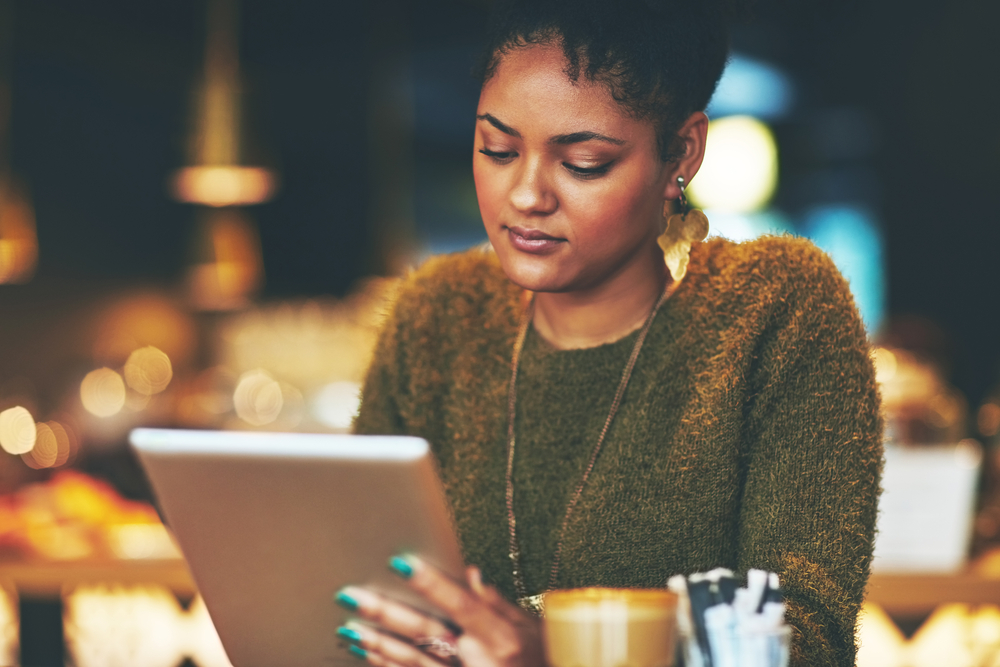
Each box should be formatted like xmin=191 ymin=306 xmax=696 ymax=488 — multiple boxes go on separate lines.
xmin=0 ymin=470 xmax=170 ymax=561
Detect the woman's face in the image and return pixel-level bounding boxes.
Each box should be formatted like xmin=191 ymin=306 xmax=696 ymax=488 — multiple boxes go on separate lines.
xmin=474 ymin=43 xmax=673 ymax=295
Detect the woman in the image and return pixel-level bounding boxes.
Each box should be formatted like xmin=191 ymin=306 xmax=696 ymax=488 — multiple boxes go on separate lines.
xmin=345 ymin=1 xmax=883 ymax=665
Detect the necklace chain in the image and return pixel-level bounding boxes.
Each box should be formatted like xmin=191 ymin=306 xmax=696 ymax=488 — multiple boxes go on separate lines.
xmin=505 ymin=280 xmax=677 ymax=613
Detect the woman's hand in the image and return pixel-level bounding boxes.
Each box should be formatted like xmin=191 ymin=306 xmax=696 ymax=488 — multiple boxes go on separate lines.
xmin=335 ymin=554 xmax=546 ymax=667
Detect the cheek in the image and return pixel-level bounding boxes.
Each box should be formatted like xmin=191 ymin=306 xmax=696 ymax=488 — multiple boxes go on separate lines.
xmin=563 ymin=178 xmax=657 ymax=239
xmin=473 ymin=162 xmax=505 ymax=225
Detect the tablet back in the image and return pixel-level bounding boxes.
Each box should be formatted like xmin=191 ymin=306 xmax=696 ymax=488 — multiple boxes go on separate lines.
xmin=130 ymin=428 xmax=465 ymax=667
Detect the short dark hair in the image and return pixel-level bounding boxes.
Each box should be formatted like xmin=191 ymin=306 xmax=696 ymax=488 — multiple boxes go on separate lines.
xmin=474 ymin=0 xmax=731 ymax=161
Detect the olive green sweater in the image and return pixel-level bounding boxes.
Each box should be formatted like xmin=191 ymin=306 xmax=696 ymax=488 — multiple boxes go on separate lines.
xmin=354 ymin=236 xmax=883 ymax=667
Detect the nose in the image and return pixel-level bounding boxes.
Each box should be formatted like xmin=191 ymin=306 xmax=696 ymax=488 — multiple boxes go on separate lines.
xmin=509 ymin=155 xmax=557 ymax=215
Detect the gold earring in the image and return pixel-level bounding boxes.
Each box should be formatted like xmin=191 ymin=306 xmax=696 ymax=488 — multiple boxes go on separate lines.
xmin=657 ymin=176 xmax=709 ymax=282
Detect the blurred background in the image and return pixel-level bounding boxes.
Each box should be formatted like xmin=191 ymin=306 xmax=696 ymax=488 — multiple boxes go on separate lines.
xmin=0 ymin=0 xmax=998 ymax=665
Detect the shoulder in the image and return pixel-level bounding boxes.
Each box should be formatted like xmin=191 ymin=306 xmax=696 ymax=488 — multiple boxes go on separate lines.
xmin=397 ymin=245 xmax=510 ymax=300
xmin=386 ymin=246 xmax=522 ymax=337
xmin=678 ymin=235 xmax=870 ymax=376
xmin=690 ymin=235 xmax=845 ymax=289
xmin=686 ymin=235 xmax=857 ymax=318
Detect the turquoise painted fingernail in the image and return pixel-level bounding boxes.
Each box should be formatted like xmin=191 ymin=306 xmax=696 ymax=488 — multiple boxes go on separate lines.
xmin=334 ymin=590 xmax=359 ymax=611
xmin=348 ymin=644 xmax=368 ymax=660
xmin=388 ymin=555 xmax=414 ymax=579
xmin=337 ymin=626 xmax=362 ymax=643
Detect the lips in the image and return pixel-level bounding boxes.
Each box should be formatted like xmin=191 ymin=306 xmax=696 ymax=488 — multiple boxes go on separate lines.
xmin=509 ymin=226 xmax=560 ymax=241
xmin=505 ymin=225 xmax=565 ymax=254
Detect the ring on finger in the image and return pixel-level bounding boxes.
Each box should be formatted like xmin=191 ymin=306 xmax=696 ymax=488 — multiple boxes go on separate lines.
xmin=415 ymin=632 xmax=460 ymax=660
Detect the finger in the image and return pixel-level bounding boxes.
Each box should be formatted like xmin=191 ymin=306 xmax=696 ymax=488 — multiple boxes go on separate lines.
xmin=341 ymin=621 xmax=448 ymax=667
xmin=336 ymin=586 xmax=452 ymax=641
xmin=466 ymin=566 xmax=486 ymax=597
xmin=349 ymin=643 xmax=406 ymax=667
xmin=390 ymin=555 xmax=501 ymax=637
xmin=466 ymin=566 xmax=524 ymax=625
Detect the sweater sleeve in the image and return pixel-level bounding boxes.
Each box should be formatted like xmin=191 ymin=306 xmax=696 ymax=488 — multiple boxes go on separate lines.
xmin=736 ymin=241 xmax=883 ymax=667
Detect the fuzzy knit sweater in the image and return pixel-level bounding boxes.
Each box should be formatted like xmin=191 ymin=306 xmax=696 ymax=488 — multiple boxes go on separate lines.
xmin=354 ymin=236 xmax=883 ymax=667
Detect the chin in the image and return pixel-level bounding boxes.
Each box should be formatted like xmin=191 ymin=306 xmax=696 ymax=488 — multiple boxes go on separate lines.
xmin=501 ymin=261 xmax=580 ymax=294
xmin=494 ymin=250 xmax=567 ymax=293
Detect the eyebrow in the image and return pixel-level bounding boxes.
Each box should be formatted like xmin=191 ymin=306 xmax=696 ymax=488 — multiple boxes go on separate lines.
xmin=476 ymin=114 xmax=625 ymax=146
xmin=549 ymin=131 xmax=625 ymax=147
xmin=477 ymin=114 xmax=521 ymax=138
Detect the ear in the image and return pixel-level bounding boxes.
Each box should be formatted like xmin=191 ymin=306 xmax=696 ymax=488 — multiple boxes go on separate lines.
xmin=661 ymin=111 xmax=709 ymax=201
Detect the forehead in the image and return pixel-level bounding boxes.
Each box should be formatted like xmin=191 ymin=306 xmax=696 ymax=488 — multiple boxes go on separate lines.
xmin=477 ymin=43 xmax=652 ymax=142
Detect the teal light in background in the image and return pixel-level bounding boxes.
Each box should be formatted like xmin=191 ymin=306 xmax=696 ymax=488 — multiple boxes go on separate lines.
xmin=706 ymin=209 xmax=795 ymax=242
xmin=707 ymin=54 xmax=794 ymax=121
xmin=802 ymin=205 xmax=886 ymax=334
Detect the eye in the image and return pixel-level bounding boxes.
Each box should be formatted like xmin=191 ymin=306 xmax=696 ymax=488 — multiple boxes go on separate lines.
xmin=479 ymin=148 xmax=516 ymax=164
xmin=563 ymin=161 xmax=614 ymax=179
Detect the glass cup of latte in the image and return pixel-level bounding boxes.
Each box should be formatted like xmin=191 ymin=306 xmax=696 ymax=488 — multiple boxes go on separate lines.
xmin=543 ymin=588 xmax=678 ymax=667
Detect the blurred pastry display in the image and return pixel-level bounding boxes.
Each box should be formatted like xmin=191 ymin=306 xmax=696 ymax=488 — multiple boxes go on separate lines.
xmin=0 ymin=470 xmax=180 ymax=562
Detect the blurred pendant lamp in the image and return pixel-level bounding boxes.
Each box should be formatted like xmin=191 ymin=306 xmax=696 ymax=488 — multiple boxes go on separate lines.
xmin=0 ymin=0 xmax=36 ymax=285
xmin=0 ymin=177 xmax=37 ymax=286
xmin=172 ymin=0 xmax=276 ymax=310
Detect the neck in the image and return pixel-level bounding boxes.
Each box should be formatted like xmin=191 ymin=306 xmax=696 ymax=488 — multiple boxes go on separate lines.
xmin=532 ymin=251 xmax=667 ymax=350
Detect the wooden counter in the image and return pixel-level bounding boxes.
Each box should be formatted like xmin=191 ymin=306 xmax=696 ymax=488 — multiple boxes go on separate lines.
xmin=0 ymin=558 xmax=196 ymax=597
xmin=2 ymin=560 xmax=1000 ymax=613
xmin=867 ymin=572 xmax=1000 ymax=615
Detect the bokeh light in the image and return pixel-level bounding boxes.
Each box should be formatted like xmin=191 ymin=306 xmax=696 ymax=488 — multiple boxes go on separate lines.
xmin=125 ymin=390 xmax=152 ymax=413
xmin=873 ymin=347 xmax=898 ymax=384
xmin=124 ymin=346 xmax=173 ymax=395
xmin=978 ymin=403 xmax=1000 ymax=438
xmin=233 ymin=369 xmax=283 ymax=426
xmin=80 ymin=368 xmax=127 ymax=418
xmin=171 ymin=166 xmax=277 ymax=207
xmin=803 ymin=205 xmax=886 ymax=333
xmin=707 ymin=54 xmax=794 ymax=121
xmin=312 ymin=381 xmax=362 ymax=431
xmin=0 ymin=179 xmax=38 ymax=284
xmin=64 ymin=585 xmax=232 ymax=667
xmin=0 ymin=406 xmax=36 ymax=455
xmin=0 ymin=586 xmax=15 ymax=667
xmin=22 ymin=421 xmax=79 ymax=468
xmin=706 ymin=209 xmax=794 ymax=243
xmin=276 ymin=382 xmax=305 ymax=429
xmin=688 ymin=115 xmax=778 ymax=214
xmin=188 ymin=210 xmax=264 ymax=311
xmin=107 ymin=524 xmax=181 ymax=560
xmin=857 ymin=601 xmax=1000 ymax=667
xmin=50 ymin=421 xmax=76 ymax=467
xmin=23 ymin=421 xmax=58 ymax=468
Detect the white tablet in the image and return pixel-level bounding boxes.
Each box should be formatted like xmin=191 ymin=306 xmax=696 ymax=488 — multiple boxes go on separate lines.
xmin=130 ymin=428 xmax=465 ymax=667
